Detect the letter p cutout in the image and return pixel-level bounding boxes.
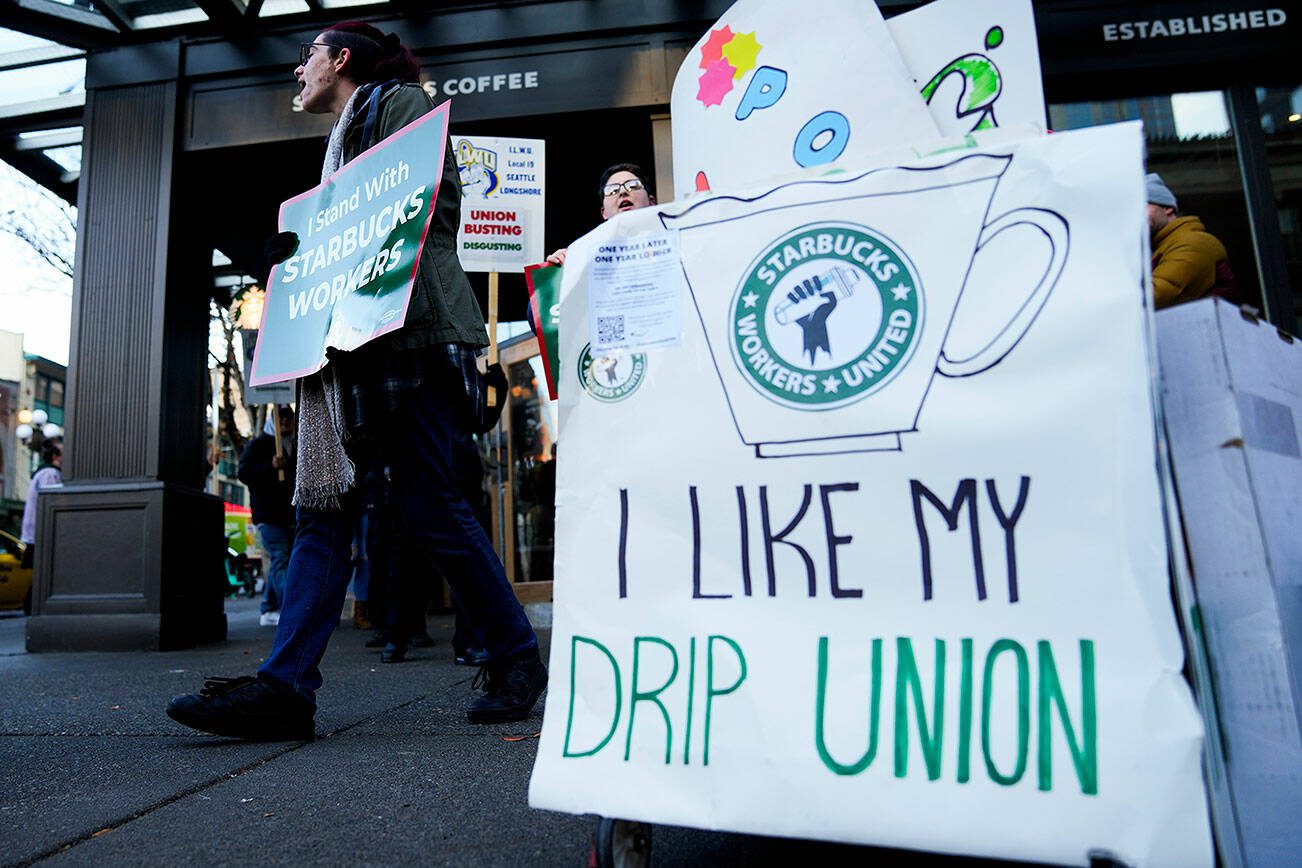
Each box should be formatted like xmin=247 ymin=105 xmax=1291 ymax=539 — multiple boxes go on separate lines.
xmin=735 ymin=66 xmax=789 ymax=121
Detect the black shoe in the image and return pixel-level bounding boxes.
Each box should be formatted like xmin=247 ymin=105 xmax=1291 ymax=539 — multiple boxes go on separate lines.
xmin=380 ymin=642 xmax=407 ymax=663
xmin=165 ymin=674 xmax=314 ymax=741
xmin=408 ymin=630 xmax=435 ymax=648
xmin=467 ymin=649 xmax=547 ymax=724
xmin=364 ymin=630 xmax=387 ymax=648
xmin=454 ymin=646 xmax=490 ymax=667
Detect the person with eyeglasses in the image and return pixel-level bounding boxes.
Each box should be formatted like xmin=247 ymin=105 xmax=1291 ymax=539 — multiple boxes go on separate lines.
xmin=166 ymin=21 xmax=545 ymax=742
xmin=544 ymin=163 xmax=656 ymax=266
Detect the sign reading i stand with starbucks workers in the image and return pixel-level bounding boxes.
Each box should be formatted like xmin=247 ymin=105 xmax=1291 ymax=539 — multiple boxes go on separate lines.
xmin=527 ymin=2 xmax=1215 ymax=867
xmin=249 ymin=101 xmax=451 ymax=386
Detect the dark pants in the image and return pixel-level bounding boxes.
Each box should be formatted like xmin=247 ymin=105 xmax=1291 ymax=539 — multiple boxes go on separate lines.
xmin=258 ymin=380 xmax=537 ymax=703
xmin=257 ymin=523 xmax=293 ymax=614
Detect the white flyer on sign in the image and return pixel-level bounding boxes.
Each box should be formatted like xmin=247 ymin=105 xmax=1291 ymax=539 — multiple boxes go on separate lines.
xmin=587 ymin=232 xmax=684 ymax=353
xmin=452 ymin=134 xmax=545 ymax=273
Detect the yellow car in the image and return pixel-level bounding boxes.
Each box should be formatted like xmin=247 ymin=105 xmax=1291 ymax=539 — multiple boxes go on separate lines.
xmin=0 ymin=529 xmax=33 ymax=613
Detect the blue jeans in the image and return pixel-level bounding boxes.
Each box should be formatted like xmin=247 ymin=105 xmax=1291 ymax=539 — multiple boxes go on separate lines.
xmin=258 ymin=381 xmax=537 ymax=703
xmin=257 ymin=523 xmax=293 ymax=614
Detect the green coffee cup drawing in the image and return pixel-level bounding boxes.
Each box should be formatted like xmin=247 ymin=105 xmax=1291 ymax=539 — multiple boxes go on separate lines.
xmin=661 ymin=152 xmax=1068 ymax=457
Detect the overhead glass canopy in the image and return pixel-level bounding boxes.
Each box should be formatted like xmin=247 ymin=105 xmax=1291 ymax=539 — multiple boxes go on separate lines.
xmin=0 ymin=0 xmax=399 ymax=200
xmin=0 ymin=0 xmax=396 ymax=47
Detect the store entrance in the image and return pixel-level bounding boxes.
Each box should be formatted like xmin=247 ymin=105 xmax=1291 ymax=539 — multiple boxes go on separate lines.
xmin=182 ymin=102 xmax=668 ymax=604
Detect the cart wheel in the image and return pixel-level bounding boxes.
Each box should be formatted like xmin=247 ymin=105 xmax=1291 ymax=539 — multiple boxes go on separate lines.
xmin=592 ymin=817 xmax=652 ymax=868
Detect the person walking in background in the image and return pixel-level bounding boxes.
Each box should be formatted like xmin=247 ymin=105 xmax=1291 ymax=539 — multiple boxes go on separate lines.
xmin=167 ymin=21 xmax=544 ymax=742
xmin=20 ymin=439 xmax=62 ymax=569
xmin=237 ymin=407 xmax=297 ymax=627
xmin=1147 ymin=172 xmax=1238 ymax=309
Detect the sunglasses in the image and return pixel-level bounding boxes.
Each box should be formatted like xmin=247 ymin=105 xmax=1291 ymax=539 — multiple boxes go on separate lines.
xmin=601 ymin=177 xmax=646 ymax=198
xmin=298 ymin=42 xmax=331 ymax=67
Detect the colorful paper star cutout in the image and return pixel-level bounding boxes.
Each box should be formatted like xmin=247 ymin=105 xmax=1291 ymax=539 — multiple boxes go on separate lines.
xmin=696 ymin=58 xmax=737 ymax=107
xmin=721 ymin=31 xmax=762 ymax=80
xmin=699 ymin=25 xmax=735 ymax=69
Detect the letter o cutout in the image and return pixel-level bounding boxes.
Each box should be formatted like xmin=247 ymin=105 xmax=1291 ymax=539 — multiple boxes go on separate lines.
xmin=793 ymin=111 xmax=850 ymax=167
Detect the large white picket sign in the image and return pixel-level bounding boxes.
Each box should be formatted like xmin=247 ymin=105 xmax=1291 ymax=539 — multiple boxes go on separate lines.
xmin=670 ymin=0 xmax=1048 ymax=198
xmin=669 ymin=0 xmax=939 ymax=196
xmin=889 ymin=0 xmax=1047 ymax=137
xmin=528 ymin=122 xmax=1213 ymax=867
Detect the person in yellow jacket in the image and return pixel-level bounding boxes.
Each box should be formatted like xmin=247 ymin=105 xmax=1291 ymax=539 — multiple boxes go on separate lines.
xmin=1147 ymin=172 xmax=1238 ymax=309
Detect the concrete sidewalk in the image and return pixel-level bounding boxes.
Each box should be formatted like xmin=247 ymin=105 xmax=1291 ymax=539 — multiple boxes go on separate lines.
xmin=0 ymin=601 xmax=1049 ymax=867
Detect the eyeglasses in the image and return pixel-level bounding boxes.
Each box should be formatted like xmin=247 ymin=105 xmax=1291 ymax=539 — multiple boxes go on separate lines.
xmin=601 ymin=178 xmax=646 ymax=198
xmin=298 ymin=42 xmax=331 ymax=67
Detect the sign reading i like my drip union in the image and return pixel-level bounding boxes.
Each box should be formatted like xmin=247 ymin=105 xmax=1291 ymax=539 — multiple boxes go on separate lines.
xmin=452 ymin=135 xmax=545 ymax=273
xmin=249 ymin=101 xmax=450 ymax=387
xmin=528 ymin=122 xmax=1214 ymax=868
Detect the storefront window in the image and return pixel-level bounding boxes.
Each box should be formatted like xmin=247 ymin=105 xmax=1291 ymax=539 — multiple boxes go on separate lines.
xmin=506 ymin=354 xmax=556 ymax=583
xmin=1050 ymin=91 xmax=1259 ymax=308
xmin=1257 ymin=84 xmax=1302 ymax=320
xmin=479 ymin=335 xmax=557 ymax=593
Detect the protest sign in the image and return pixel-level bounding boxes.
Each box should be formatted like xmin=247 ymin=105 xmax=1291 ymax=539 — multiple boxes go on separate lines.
xmin=669 ymin=0 xmax=939 ymax=196
xmin=249 ymin=101 xmax=450 ymax=386
xmin=525 ymin=263 xmax=562 ymax=400
xmin=889 ymin=0 xmax=1047 ymax=137
xmin=528 ymin=122 xmax=1213 ymax=867
xmin=240 ymin=329 xmax=295 ymax=405
xmin=453 ymin=135 xmax=545 ymax=272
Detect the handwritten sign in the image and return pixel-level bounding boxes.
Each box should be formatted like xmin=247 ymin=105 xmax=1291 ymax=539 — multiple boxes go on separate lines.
xmin=250 ymin=102 xmax=450 ymax=386
xmin=669 ymin=0 xmax=939 ymax=196
xmin=529 ymin=122 xmax=1213 ymax=868
xmin=453 ymin=134 xmax=545 ymax=272
xmin=889 ymin=0 xmax=1047 ymax=137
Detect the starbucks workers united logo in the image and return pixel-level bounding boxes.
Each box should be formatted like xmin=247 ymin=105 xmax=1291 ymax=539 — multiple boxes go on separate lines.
xmin=729 ymin=223 xmax=923 ymax=410
xmin=578 ymin=343 xmax=647 ymax=403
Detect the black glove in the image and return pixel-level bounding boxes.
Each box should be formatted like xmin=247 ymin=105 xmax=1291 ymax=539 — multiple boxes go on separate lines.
xmin=473 ymin=363 xmax=510 ymax=433
xmin=263 ymin=231 xmax=300 ymax=280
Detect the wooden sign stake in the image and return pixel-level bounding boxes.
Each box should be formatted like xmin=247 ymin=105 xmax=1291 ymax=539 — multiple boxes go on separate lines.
xmin=487 ymin=271 xmax=501 ymax=408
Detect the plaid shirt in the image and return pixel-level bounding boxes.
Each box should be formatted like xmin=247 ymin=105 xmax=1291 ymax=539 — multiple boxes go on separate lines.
xmin=338 ymin=341 xmax=482 ymax=439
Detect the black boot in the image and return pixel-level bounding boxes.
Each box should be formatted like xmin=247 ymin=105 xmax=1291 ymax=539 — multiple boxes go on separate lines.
xmin=467 ymin=648 xmax=547 ymax=724
xmin=166 ymin=674 xmax=314 ymax=741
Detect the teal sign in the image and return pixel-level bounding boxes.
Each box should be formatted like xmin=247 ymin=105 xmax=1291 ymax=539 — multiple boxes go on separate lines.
xmin=250 ymin=100 xmax=451 ymax=386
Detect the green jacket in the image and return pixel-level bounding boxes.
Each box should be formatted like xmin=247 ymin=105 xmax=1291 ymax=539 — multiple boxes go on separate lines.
xmin=1151 ymin=215 xmax=1228 ymax=309
xmin=340 ymin=82 xmax=487 ymax=349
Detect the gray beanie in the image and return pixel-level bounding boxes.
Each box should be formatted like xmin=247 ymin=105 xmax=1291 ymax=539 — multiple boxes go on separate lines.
xmin=1146 ymin=173 xmax=1177 ymax=209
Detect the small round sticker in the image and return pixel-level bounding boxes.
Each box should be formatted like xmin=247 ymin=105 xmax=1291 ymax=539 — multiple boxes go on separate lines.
xmin=578 ymin=343 xmax=647 ymax=403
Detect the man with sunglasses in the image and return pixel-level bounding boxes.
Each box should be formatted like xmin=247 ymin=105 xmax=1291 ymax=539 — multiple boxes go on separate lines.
xmin=545 ymin=163 xmax=656 ymax=266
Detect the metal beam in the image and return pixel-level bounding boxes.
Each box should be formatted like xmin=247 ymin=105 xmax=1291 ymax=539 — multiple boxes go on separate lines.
xmin=194 ymin=0 xmax=247 ymax=28
xmin=12 ymin=128 xmax=82 ymax=151
xmin=0 ymin=45 xmax=84 ymax=73
xmin=85 ymin=0 xmax=136 ymax=33
xmin=0 ymin=93 xmax=86 ymax=127
xmin=14 ymin=0 xmax=118 ymax=30
xmin=0 ymin=148 xmax=77 ymax=203
xmin=0 ymin=0 xmax=120 ymax=49
xmin=1226 ymin=85 xmax=1298 ymax=335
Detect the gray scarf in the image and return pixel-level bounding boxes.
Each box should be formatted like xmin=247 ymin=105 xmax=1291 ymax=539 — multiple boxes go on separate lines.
xmin=293 ymin=85 xmax=368 ymax=512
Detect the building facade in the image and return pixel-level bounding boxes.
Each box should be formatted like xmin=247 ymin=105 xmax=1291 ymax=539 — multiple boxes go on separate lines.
xmin=1 ymin=0 xmax=1297 ymax=649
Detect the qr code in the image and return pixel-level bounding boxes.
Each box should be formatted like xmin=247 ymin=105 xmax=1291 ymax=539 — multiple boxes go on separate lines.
xmin=596 ymin=315 xmax=625 ymax=344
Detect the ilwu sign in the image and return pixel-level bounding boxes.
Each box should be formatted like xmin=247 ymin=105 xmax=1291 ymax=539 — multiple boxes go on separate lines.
xmin=452 ymin=134 xmax=545 ymax=273
xmin=527 ymin=122 xmax=1213 ymax=867
xmin=250 ymin=102 xmax=450 ymax=386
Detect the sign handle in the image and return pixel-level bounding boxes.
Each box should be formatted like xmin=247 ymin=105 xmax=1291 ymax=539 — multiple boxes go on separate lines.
xmin=270 ymin=404 xmax=285 ymax=482
xmin=487 ymin=271 xmax=500 ymax=408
